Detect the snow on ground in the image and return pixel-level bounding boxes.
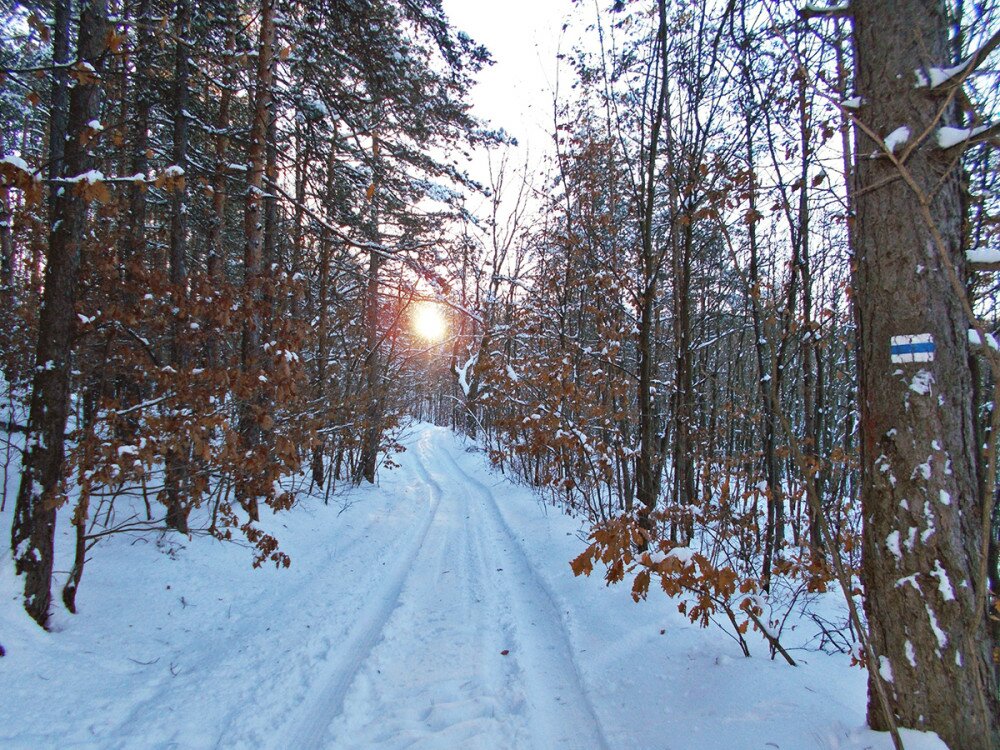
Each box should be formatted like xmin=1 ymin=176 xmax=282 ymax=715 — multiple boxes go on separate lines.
xmin=1 ymin=424 xmax=946 ymax=749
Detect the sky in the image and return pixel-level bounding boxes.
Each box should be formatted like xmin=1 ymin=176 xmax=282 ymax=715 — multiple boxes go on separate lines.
xmin=441 ymin=0 xmax=576 ymax=181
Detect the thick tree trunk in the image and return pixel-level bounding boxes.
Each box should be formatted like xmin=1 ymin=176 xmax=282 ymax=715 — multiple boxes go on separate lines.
xmin=11 ymin=0 xmax=109 ymax=629
xmin=46 ymin=0 xmax=72 ymax=192
xmin=853 ymin=1 xmax=999 ymax=745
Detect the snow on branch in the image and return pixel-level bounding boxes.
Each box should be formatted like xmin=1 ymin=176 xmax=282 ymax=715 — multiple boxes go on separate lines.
xmin=59 ymin=173 xmax=142 ymax=186
xmin=59 ymin=170 xmax=106 ymax=184
xmin=936 ymin=123 xmax=999 ymax=149
xmin=798 ymin=1 xmax=850 ymax=19
xmin=915 ymin=28 xmax=1000 ymax=89
xmin=868 ymin=126 xmax=910 ymax=159
xmin=455 ymin=352 xmax=478 ymax=398
xmin=1 ymin=154 xmax=33 ymax=175
xmin=968 ymin=329 xmax=1000 ymax=351
xmin=0 ymin=154 xmax=41 ymax=197
xmin=967 ymin=247 xmax=1000 ymax=270
xmin=883 ymin=126 xmax=910 ymax=154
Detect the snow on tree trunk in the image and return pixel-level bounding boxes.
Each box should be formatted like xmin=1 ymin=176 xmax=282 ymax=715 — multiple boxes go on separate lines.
xmin=852 ymin=0 xmax=999 ymax=745
xmin=165 ymin=0 xmax=194 ymax=534
xmin=11 ymin=0 xmax=109 ymax=628
xmin=237 ymin=0 xmax=276 ymax=521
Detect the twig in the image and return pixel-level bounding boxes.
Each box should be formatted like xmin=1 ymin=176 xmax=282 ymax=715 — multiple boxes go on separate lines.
xmin=747 ymin=608 xmax=798 ymax=666
xmin=126 ymin=656 xmax=159 ymax=666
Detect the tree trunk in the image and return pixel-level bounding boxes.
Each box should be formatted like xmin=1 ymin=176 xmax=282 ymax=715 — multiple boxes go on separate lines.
xmin=634 ymin=0 xmax=669 ymax=533
xmin=0 ymin=194 xmax=12 ymax=289
xmin=357 ymin=246 xmax=382 ymax=485
xmin=11 ymin=0 xmax=109 ymax=629
xmin=46 ymin=0 xmax=72 ymax=192
xmin=206 ymin=4 xmax=235 ymax=369
xmin=165 ymin=0 xmax=193 ymax=534
xmin=671 ymin=216 xmax=694 ymax=542
xmin=356 ymin=133 xmax=384 ymax=486
xmin=111 ymin=0 xmax=152 ymax=441
xmin=311 ymin=146 xmax=337 ymax=490
xmin=739 ymin=49 xmax=784 ymax=588
xmin=853 ymin=1 xmax=999 ymax=745
xmin=796 ymin=75 xmax=823 ymax=553
xmin=237 ymin=0 xmax=275 ymax=521
xmin=124 ymin=0 xmax=150 ymax=263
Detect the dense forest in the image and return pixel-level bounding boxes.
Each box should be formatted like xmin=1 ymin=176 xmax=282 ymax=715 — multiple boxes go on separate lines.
xmin=1 ymin=0 xmax=998 ymax=747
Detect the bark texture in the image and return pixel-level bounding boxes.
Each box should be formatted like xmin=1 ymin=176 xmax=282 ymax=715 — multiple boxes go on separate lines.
xmin=165 ymin=0 xmax=193 ymax=533
xmin=634 ymin=0 xmax=669 ymax=529
xmin=237 ymin=0 xmax=276 ymax=520
xmin=853 ymin=1 xmax=999 ymax=746
xmin=11 ymin=0 xmax=109 ymax=628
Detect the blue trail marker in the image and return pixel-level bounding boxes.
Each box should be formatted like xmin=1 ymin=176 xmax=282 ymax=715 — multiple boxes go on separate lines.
xmin=890 ymin=334 xmax=935 ymax=363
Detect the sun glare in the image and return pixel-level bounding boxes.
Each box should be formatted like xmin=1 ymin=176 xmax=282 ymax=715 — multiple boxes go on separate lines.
xmin=412 ymin=302 xmax=447 ymax=342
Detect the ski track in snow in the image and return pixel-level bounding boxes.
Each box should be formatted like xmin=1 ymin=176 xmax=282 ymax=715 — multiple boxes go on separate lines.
xmin=98 ymin=480 xmax=426 ymax=750
xmin=1 ymin=423 xmax=952 ymax=750
xmin=290 ymin=427 xmax=608 ymax=749
xmin=277 ymin=431 xmax=444 ymax=749
xmin=431 ymin=431 xmax=609 ymax=750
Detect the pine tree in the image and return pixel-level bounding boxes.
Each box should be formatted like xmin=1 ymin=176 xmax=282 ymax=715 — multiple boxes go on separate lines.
xmin=851 ymin=0 xmax=1000 ymax=744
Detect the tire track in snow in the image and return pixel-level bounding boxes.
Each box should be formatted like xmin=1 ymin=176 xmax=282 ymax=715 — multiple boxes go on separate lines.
xmin=276 ymin=434 xmax=443 ymax=750
xmin=430 ymin=430 xmax=610 ymax=750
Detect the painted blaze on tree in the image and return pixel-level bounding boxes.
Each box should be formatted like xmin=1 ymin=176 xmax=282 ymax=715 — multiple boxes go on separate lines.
xmin=851 ymin=0 xmax=999 ymax=747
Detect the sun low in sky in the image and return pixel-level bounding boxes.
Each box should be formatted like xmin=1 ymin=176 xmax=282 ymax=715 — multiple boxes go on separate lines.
xmin=411 ymin=301 xmax=447 ymax=342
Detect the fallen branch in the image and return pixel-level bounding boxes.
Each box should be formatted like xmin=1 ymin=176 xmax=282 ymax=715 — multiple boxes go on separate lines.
xmin=748 ymin=609 xmax=798 ymax=666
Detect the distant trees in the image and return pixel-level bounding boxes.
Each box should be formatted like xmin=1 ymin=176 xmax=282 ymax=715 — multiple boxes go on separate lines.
xmin=444 ymin=0 xmax=998 ymax=746
xmin=1 ymin=0 xmax=488 ymax=627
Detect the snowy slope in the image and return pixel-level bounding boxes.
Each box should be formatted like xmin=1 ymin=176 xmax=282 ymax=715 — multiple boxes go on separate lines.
xmin=0 ymin=424 xmax=946 ymax=749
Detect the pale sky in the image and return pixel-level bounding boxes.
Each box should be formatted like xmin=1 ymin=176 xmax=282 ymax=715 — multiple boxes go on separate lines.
xmin=441 ymin=0 xmax=575 ymax=179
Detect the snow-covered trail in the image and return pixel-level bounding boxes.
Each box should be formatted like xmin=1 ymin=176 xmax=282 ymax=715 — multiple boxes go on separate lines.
xmin=1 ymin=423 xmax=947 ymax=750
xmin=284 ymin=428 xmax=607 ymax=749
xmin=275 ymin=433 xmax=444 ymax=749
